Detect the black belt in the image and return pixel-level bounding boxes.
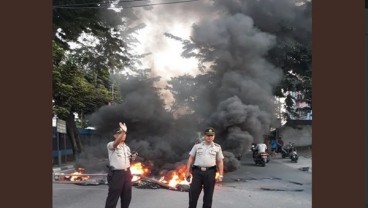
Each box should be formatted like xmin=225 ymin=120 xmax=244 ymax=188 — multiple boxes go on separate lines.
xmin=112 ymin=167 xmax=130 ymax=172
xmin=192 ymin=165 xmax=216 ymax=171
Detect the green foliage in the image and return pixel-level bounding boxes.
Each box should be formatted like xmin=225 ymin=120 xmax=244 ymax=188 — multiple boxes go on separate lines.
xmin=53 ymin=0 xmax=134 ymax=77
xmin=261 ymin=14 xmax=312 ymax=119
xmin=268 ymin=39 xmax=312 ymax=119
xmin=52 ymin=1 xmax=141 ymax=154
xmin=53 ymin=41 xmax=111 ymax=120
xmin=53 ymin=1 xmax=123 ymax=42
xmin=52 ymin=0 xmax=137 ymax=120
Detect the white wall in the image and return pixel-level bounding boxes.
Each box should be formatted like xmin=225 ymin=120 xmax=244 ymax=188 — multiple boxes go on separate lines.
xmin=279 ymin=125 xmax=312 ymax=147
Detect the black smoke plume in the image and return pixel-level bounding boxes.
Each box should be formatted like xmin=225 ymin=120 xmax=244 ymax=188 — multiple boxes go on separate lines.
xmin=83 ymin=0 xmax=311 ymax=174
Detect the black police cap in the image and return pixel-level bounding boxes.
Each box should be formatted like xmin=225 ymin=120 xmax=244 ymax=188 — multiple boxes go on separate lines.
xmin=204 ymin=127 xmax=215 ymax=135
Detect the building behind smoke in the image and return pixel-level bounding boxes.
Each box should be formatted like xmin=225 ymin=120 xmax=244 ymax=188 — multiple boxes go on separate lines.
xmin=287 ymin=91 xmax=312 ymax=120
xmin=276 ymin=119 xmax=312 ymax=147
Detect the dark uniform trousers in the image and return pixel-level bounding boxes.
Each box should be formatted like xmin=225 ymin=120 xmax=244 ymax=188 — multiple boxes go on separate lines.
xmin=105 ymin=169 xmax=132 ymax=208
xmin=189 ymin=166 xmax=216 ymax=208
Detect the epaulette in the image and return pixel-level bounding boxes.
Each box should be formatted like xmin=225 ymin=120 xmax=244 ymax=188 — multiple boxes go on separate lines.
xmin=213 ymin=143 xmax=220 ymax=147
xmin=195 ymin=142 xmax=203 ymax=147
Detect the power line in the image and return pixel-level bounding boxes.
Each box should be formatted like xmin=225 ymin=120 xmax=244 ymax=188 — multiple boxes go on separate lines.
xmin=53 ymin=0 xmax=149 ymax=7
xmin=53 ymin=0 xmax=198 ymax=9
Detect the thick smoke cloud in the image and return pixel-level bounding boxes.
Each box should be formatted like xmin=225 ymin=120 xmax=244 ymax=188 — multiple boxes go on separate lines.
xmin=87 ymin=75 xmax=200 ymax=172
xmin=185 ymin=7 xmax=283 ymax=158
xmin=84 ymin=0 xmax=311 ymax=174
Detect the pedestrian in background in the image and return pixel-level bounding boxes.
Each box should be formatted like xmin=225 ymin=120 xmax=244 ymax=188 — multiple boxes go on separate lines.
xmin=269 ymin=136 xmax=277 ymax=157
xmin=105 ymin=122 xmax=137 ymax=208
xmin=276 ymin=136 xmax=284 ymax=153
xmin=185 ymin=127 xmax=224 ymax=208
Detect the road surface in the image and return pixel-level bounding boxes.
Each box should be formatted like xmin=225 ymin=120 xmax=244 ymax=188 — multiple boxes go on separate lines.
xmin=53 ymin=153 xmax=311 ymax=208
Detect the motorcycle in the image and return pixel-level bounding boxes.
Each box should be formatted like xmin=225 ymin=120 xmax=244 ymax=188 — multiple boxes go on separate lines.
xmin=280 ymin=142 xmax=294 ymax=158
xmin=290 ymin=148 xmax=298 ymax=163
xmin=281 ymin=142 xmax=298 ymax=163
xmin=251 ymin=144 xmax=270 ymax=167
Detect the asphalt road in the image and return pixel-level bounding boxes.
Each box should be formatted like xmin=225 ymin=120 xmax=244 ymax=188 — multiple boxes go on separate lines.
xmin=53 ymin=153 xmax=311 ymax=208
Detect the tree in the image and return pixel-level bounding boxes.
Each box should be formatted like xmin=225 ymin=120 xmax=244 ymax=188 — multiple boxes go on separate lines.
xmin=246 ymin=0 xmax=312 ymax=120
xmin=53 ymin=41 xmax=111 ymax=153
xmin=269 ymin=38 xmax=312 ymax=120
xmin=52 ymin=0 xmax=136 ymax=154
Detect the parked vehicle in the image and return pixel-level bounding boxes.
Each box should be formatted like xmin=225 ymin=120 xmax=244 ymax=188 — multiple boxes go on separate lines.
xmin=281 ymin=142 xmax=295 ymax=158
xmin=281 ymin=142 xmax=298 ymax=163
xmin=290 ymin=148 xmax=298 ymax=163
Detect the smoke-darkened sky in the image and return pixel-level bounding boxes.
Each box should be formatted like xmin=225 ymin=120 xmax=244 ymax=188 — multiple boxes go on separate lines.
xmin=85 ymin=0 xmax=311 ymax=173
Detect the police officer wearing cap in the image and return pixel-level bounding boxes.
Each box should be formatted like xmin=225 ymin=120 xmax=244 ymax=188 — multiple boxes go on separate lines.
xmin=105 ymin=122 xmax=137 ymax=208
xmin=185 ymin=127 xmax=224 ymax=208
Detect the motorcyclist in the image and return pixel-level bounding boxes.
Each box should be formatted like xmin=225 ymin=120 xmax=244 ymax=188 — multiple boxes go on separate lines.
xmin=251 ymin=143 xmax=257 ymax=159
xmin=255 ymin=143 xmax=267 ymax=158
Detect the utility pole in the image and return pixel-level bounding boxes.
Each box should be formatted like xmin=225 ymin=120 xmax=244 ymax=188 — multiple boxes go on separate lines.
xmin=111 ymin=82 xmax=114 ymax=101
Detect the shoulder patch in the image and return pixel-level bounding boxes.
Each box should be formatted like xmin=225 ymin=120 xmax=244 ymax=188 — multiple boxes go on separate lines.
xmin=214 ymin=143 xmax=220 ymax=147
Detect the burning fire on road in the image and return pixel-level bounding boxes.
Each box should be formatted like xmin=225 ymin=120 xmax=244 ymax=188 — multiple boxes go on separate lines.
xmin=55 ymin=168 xmax=91 ymax=182
xmin=53 ymin=162 xmax=222 ymax=192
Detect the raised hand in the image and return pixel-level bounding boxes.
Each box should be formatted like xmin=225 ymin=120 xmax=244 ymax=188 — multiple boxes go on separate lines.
xmin=119 ymin=122 xmax=127 ymax=133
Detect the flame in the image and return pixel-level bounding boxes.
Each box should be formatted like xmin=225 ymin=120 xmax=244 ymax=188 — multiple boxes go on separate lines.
xmin=64 ymin=168 xmax=90 ymax=181
xmin=130 ymin=162 xmax=151 ymax=182
xmin=168 ymin=174 xmax=179 ymax=187
xmin=132 ymin=175 xmax=141 ymax=182
xmin=130 ymin=162 xmax=222 ymax=189
xmin=158 ymin=164 xmax=190 ymax=188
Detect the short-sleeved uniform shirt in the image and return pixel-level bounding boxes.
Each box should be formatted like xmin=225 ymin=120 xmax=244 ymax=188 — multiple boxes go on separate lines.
xmin=107 ymin=142 xmax=131 ymax=170
xmin=189 ymin=141 xmax=224 ymax=167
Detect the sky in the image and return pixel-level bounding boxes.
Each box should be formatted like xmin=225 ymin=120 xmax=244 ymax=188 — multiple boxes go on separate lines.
xmin=122 ymin=0 xmax=213 ymax=107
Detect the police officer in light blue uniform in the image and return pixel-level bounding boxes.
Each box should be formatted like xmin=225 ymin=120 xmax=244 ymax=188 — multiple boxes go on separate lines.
xmin=185 ymin=127 xmax=224 ymax=208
